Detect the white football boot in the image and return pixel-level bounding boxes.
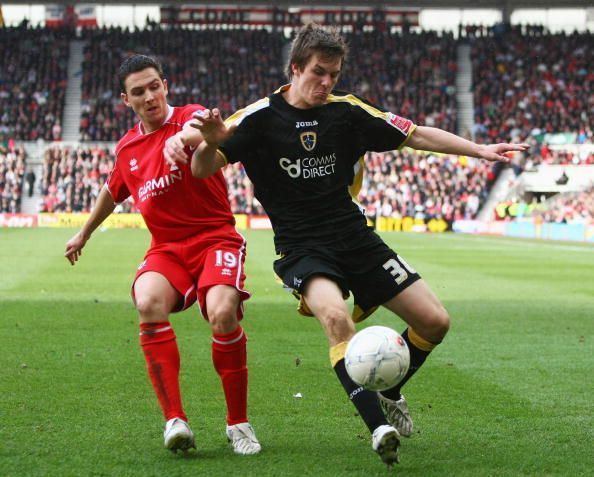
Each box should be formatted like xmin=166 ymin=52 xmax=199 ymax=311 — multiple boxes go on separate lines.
xmin=163 ymin=418 xmax=196 ymax=453
xmin=372 ymin=424 xmax=400 ymax=466
xmin=377 ymin=393 xmax=414 ymax=437
xmin=226 ymin=422 xmax=262 ymax=455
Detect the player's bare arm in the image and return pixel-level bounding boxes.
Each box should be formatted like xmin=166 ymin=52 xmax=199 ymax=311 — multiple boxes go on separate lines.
xmin=64 ymin=187 xmax=116 ymax=266
xmin=189 ymin=108 xmax=237 ymax=145
xmin=163 ymin=122 xmax=203 ymax=166
xmin=190 ymin=109 xmax=235 ymax=178
xmin=407 ymin=126 xmax=529 ymax=162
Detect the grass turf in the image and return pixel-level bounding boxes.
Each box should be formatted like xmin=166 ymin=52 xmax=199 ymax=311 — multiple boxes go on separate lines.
xmin=1 ymin=228 xmax=592 ymax=476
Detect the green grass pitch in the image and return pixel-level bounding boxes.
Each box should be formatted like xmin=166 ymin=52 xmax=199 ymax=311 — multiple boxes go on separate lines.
xmin=1 ymin=228 xmax=592 ymax=476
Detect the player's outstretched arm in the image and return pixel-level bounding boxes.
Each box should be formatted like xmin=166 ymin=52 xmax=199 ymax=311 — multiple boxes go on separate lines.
xmin=189 ymin=108 xmax=236 ymax=178
xmin=163 ymin=122 xmax=203 ymax=167
xmin=407 ymin=126 xmax=529 ymax=162
xmin=64 ymin=187 xmax=116 ymax=266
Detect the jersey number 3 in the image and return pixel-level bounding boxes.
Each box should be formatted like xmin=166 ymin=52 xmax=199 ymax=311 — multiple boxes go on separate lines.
xmin=383 ymin=256 xmax=416 ymax=285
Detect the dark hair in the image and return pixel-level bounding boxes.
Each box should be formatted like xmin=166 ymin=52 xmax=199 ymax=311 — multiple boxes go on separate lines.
xmin=118 ymin=54 xmax=164 ymax=93
xmin=285 ymin=23 xmax=348 ymax=80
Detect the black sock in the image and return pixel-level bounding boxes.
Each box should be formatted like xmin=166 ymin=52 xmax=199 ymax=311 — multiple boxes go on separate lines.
xmin=333 ymin=358 xmax=388 ymax=433
xmin=380 ymin=328 xmax=432 ymax=401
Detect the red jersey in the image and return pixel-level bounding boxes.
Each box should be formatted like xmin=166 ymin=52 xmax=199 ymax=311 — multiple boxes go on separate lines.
xmin=107 ymin=104 xmax=235 ymax=243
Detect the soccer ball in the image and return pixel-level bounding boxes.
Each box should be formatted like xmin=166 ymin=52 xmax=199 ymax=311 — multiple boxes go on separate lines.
xmin=345 ymin=326 xmax=410 ymax=391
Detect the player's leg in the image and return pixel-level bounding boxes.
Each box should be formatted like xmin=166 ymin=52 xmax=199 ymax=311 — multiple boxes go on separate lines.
xmin=206 ymin=285 xmax=247 ymax=425
xmin=134 ymin=269 xmax=195 ymax=452
xmin=205 ymin=285 xmax=260 ymax=455
xmin=342 ymin=233 xmax=441 ymax=438
xmin=199 ymin=242 xmax=260 ymax=455
xmin=303 ymin=276 xmax=399 ymax=465
xmin=378 ymin=279 xmax=450 ymax=436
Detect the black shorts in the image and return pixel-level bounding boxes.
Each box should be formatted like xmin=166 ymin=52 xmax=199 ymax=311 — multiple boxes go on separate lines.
xmin=273 ymin=228 xmax=421 ymax=315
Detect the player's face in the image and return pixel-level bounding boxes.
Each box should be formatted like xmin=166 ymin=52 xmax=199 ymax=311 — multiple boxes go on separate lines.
xmin=290 ymin=53 xmax=342 ymax=109
xmin=121 ymin=68 xmax=168 ymax=133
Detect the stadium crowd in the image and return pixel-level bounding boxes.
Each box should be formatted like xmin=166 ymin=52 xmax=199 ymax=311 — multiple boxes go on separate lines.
xmin=0 ymin=143 xmax=27 ymax=213
xmin=35 ymin=143 xmax=495 ymax=222
xmin=79 ymin=26 xmax=285 ymax=141
xmin=534 ymin=188 xmax=594 ymax=223
xmin=340 ymin=30 xmax=458 ymax=132
xmin=1 ymin=23 xmax=591 ymax=225
xmin=0 ymin=26 xmax=69 ymax=142
xmin=39 ymin=145 xmax=136 ymax=213
xmin=358 ymin=150 xmax=494 ymax=221
xmin=470 ymin=27 xmax=593 ymax=145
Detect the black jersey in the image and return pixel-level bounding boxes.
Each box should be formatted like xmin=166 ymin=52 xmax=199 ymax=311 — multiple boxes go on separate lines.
xmin=218 ymin=85 xmax=416 ymax=253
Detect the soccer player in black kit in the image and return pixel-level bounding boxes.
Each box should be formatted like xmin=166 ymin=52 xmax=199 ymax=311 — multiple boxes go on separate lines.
xmin=164 ymin=23 xmax=529 ymax=466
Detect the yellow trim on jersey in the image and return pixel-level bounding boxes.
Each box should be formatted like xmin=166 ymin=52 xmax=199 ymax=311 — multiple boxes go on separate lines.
xmin=348 ymin=156 xmax=365 ymax=199
xmin=224 ymin=97 xmax=270 ymax=127
xmin=398 ymin=124 xmax=418 ymax=150
xmin=352 ymin=304 xmax=379 ymax=323
xmin=408 ymin=327 xmax=438 ymax=352
xmin=274 ymin=84 xmax=291 ymax=94
xmin=297 ymin=295 xmax=314 ymax=316
xmin=330 ymin=341 xmax=349 ymax=367
xmin=216 ymin=149 xmax=228 ymax=166
xmin=327 ymin=93 xmax=388 ymax=120
xmin=327 ymin=93 xmax=416 ymax=149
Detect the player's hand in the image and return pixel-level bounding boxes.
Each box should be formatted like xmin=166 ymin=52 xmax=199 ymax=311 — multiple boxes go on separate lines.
xmin=477 ymin=143 xmax=530 ymax=162
xmin=64 ymin=231 xmax=88 ymax=266
xmin=164 ymin=132 xmax=189 ymax=166
xmin=189 ymin=108 xmax=237 ymax=146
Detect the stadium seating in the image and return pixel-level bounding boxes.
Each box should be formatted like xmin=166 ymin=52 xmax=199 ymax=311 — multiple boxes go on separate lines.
xmin=534 ymin=187 xmax=594 ymax=223
xmin=357 ymin=150 xmax=494 ymax=221
xmin=340 ymin=30 xmax=458 ymax=132
xmin=0 ymin=143 xmax=27 ymax=213
xmin=1 ymin=23 xmax=589 ymax=224
xmin=40 ymin=145 xmax=136 ymax=213
xmin=0 ymin=26 xmax=69 ymax=141
xmin=79 ymin=27 xmax=285 ymax=141
xmin=470 ymin=26 xmax=593 ymax=147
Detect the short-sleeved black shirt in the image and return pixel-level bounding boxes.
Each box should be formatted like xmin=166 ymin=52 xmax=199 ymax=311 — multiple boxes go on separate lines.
xmin=219 ymin=86 xmax=416 ymax=253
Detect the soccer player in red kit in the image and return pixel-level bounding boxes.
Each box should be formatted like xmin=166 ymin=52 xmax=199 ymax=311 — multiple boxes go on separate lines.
xmin=64 ymin=55 xmax=261 ymax=455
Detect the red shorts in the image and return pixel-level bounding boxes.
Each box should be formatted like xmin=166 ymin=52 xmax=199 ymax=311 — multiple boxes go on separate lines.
xmin=132 ymin=224 xmax=250 ymax=320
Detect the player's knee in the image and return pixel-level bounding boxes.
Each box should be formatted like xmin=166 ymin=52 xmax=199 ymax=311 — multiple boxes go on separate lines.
xmin=135 ymin=293 xmax=169 ymax=320
xmin=208 ymin=301 xmax=238 ymax=334
xmin=318 ymin=306 xmax=354 ymax=342
xmin=425 ymin=304 xmax=450 ymax=342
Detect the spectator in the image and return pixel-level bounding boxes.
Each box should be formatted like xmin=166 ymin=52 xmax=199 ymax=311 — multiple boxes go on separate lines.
xmin=78 ymin=27 xmax=285 ymax=141
xmin=0 ymin=26 xmax=69 ymax=141
xmin=0 ymin=143 xmax=26 ymax=212
xmin=40 ymin=145 xmax=137 ymax=213
xmin=470 ymin=27 xmax=593 ymax=145
xmin=25 ymin=167 xmax=36 ymax=197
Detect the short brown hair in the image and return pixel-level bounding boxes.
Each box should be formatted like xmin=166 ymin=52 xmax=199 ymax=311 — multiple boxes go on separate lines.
xmin=285 ymin=23 xmax=348 ymax=80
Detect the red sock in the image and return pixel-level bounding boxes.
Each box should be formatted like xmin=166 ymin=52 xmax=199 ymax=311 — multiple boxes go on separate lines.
xmin=139 ymin=321 xmax=187 ymax=422
xmin=212 ymin=325 xmax=248 ymax=425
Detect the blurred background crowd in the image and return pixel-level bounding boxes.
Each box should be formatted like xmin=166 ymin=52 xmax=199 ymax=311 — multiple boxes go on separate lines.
xmin=0 ymin=23 xmax=591 ymax=223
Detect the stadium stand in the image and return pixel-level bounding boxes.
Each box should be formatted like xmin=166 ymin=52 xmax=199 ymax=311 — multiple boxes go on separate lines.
xmin=79 ymin=26 xmax=285 ymax=141
xmin=534 ymin=187 xmax=594 ymax=223
xmin=358 ymin=150 xmax=494 ymax=221
xmin=0 ymin=26 xmax=70 ymax=142
xmin=224 ymin=163 xmax=265 ymax=215
xmin=340 ymin=30 xmax=458 ymax=133
xmin=1 ymin=21 xmax=590 ymax=226
xmin=0 ymin=143 xmax=26 ymax=213
xmin=40 ymin=144 xmax=136 ymax=213
xmin=469 ymin=26 xmax=593 ymax=147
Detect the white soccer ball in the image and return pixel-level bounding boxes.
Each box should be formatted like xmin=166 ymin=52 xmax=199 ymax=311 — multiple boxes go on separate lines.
xmin=345 ymin=326 xmax=410 ymax=391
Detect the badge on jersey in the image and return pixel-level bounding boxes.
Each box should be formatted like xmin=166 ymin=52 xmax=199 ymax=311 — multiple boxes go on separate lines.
xmin=300 ymin=131 xmax=317 ymax=152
